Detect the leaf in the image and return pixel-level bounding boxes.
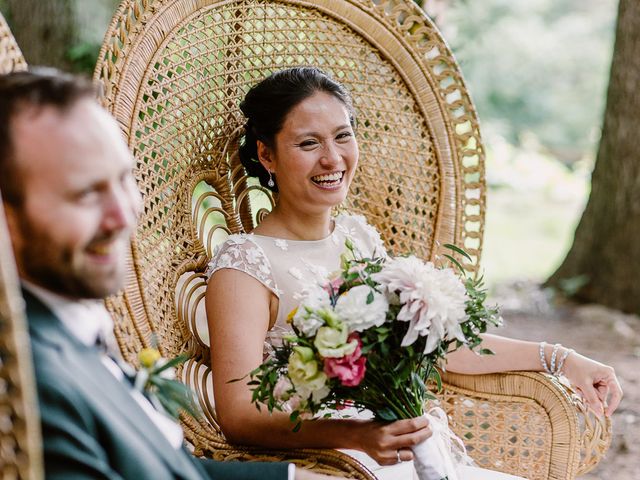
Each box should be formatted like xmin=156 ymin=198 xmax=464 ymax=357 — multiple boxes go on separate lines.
xmin=376 ymin=407 xmax=399 ymax=422
xmin=366 ymin=290 xmax=374 ymax=304
xmin=443 ymin=243 xmax=472 ymax=262
xmin=152 ymin=353 xmax=189 ymax=375
xmin=443 ymin=254 xmax=465 ymax=275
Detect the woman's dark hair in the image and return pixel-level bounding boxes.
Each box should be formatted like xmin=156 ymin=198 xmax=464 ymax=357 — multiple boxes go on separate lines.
xmin=238 ymin=67 xmax=355 ymax=192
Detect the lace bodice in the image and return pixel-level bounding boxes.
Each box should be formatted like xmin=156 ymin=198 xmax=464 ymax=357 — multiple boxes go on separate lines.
xmin=205 ymin=214 xmax=386 ymax=333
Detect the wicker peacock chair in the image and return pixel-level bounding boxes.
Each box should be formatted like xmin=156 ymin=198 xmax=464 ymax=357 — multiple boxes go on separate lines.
xmin=0 ymin=12 xmax=43 ymax=480
xmin=94 ymin=1 xmax=611 ymax=478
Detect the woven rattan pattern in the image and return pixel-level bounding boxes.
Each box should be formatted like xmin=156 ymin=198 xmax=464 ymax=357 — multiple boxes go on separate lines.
xmin=95 ymin=1 xmax=609 ymax=478
xmin=0 ymin=205 xmax=43 ymax=480
xmin=0 ymin=14 xmax=42 ymax=480
xmin=0 ymin=14 xmax=26 ymax=75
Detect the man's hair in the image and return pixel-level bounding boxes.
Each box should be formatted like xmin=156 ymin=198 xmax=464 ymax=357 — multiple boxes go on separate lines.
xmin=0 ymin=67 xmax=96 ymax=205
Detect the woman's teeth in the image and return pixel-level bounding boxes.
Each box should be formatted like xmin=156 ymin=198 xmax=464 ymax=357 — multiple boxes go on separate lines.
xmin=312 ymin=172 xmax=343 ymax=186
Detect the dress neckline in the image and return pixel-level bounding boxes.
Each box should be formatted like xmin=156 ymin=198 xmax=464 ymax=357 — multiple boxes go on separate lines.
xmin=250 ymin=217 xmax=338 ymax=244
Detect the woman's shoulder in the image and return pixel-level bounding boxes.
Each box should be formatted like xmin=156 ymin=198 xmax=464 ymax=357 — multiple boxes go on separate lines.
xmin=205 ymin=234 xmax=281 ymax=296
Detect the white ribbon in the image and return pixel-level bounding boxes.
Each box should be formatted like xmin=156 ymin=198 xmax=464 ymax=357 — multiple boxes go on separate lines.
xmin=411 ymin=407 xmax=473 ymax=480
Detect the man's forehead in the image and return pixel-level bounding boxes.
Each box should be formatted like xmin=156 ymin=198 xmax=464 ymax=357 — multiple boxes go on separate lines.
xmin=12 ymin=100 xmax=132 ymax=188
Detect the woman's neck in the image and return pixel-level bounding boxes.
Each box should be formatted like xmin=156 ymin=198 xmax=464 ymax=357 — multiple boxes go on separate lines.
xmin=255 ymin=205 xmax=333 ymax=241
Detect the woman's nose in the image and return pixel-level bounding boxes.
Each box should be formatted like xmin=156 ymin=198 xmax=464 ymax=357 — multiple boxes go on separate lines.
xmin=320 ymin=142 xmax=341 ymax=166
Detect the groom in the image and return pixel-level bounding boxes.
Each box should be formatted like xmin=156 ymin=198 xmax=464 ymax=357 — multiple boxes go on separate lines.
xmin=0 ymin=68 xmax=341 ymax=480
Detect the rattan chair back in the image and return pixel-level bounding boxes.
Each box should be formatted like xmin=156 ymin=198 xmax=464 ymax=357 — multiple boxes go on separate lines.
xmin=0 ymin=13 xmax=43 ymax=480
xmin=95 ymin=1 xmax=608 ymax=479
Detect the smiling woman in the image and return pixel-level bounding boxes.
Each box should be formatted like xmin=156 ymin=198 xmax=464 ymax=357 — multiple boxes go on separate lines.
xmin=203 ymin=67 xmax=586 ymax=480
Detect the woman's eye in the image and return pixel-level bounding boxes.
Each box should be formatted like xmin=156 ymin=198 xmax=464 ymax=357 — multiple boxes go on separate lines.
xmin=298 ymin=140 xmax=318 ymax=149
xmin=336 ymin=132 xmax=353 ymax=141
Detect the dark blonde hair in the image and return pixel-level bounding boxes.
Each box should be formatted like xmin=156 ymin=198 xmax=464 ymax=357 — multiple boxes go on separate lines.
xmin=0 ymin=68 xmax=96 ymax=205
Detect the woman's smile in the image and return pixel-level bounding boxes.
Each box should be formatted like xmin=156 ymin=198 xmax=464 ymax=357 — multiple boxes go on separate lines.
xmin=311 ymin=170 xmax=346 ymax=189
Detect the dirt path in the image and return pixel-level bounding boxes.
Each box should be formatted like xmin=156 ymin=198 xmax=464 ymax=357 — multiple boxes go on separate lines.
xmin=490 ymin=282 xmax=640 ymax=480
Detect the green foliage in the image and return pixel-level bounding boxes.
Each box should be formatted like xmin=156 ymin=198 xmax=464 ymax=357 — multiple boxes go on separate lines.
xmin=66 ymin=41 xmax=101 ymax=74
xmin=423 ymin=0 xmax=617 ymax=163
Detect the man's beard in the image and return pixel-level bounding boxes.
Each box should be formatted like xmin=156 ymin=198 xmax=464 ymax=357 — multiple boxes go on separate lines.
xmin=15 ymin=215 xmax=127 ymax=299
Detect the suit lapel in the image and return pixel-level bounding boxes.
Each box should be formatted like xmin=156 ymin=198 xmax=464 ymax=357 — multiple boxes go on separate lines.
xmin=24 ymin=290 xmax=203 ymax=480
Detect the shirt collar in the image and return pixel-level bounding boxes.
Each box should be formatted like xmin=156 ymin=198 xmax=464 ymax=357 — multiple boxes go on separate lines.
xmin=22 ymin=280 xmax=114 ymax=347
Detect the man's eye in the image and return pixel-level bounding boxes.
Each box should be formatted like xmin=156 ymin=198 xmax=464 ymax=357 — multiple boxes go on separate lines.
xmin=77 ymin=189 xmax=98 ymax=202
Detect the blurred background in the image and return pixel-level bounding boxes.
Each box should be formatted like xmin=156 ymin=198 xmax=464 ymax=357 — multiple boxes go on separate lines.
xmin=0 ymin=0 xmax=617 ymax=290
xmin=1 ymin=2 xmax=637 ymax=477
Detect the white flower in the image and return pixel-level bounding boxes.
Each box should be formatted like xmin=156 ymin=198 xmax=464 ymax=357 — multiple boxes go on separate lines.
xmin=291 ymin=284 xmax=331 ymax=336
xmin=334 ymin=284 xmax=388 ymax=332
xmin=372 ymin=256 xmax=468 ymax=353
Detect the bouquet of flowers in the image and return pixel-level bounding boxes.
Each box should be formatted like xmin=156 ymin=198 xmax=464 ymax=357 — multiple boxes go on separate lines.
xmin=248 ymin=241 xmax=501 ymax=480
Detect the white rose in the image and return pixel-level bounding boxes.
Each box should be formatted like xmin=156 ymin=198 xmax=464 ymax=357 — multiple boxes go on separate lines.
xmin=335 ymin=285 xmax=388 ymax=332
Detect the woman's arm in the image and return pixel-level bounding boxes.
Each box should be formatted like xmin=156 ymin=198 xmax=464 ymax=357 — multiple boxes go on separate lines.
xmin=445 ymin=334 xmax=623 ymax=416
xmin=206 ymin=269 xmax=430 ymax=465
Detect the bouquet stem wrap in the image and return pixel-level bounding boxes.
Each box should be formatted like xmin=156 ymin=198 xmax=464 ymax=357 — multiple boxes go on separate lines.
xmin=411 ymin=408 xmax=470 ymax=480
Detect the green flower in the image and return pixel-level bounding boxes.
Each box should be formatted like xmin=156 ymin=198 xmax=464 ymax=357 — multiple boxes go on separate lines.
xmin=288 ymin=346 xmax=328 ymax=398
xmin=314 ymin=323 xmax=358 ymax=358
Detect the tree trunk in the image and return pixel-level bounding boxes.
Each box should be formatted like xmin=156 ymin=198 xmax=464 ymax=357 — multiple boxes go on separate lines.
xmin=6 ymin=0 xmax=75 ymax=70
xmin=547 ymin=0 xmax=640 ymax=314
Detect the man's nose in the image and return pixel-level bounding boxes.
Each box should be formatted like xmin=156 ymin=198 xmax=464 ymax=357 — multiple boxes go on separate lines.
xmin=103 ymin=184 xmax=140 ymax=232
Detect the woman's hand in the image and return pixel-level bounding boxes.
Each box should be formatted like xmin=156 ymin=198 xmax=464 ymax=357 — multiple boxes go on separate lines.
xmin=561 ymin=349 xmax=623 ymax=417
xmin=355 ymin=417 xmax=432 ymax=465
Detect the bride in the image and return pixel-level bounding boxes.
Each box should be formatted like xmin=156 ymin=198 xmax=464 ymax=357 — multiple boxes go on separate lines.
xmin=205 ymin=67 xmax=622 ymax=479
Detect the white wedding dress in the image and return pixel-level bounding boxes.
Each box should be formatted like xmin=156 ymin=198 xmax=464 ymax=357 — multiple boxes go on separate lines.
xmin=207 ymin=213 xmax=526 ymax=480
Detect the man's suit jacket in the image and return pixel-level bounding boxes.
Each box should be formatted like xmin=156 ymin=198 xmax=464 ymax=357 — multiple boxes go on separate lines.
xmin=24 ymin=290 xmax=288 ymax=480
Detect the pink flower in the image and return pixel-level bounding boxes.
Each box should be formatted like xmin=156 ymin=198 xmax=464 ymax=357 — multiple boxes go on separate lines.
xmin=323 ymin=276 xmax=344 ymax=296
xmin=323 ymin=333 xmax=367 ymax=387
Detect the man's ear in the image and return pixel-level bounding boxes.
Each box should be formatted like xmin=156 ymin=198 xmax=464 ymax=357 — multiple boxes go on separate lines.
xmin=257 ymin=140 xmax=274 ymax=173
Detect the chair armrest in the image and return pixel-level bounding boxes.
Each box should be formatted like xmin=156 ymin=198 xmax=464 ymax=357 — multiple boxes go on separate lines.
xmin=440 ymin=371 xmax=611 ymax=480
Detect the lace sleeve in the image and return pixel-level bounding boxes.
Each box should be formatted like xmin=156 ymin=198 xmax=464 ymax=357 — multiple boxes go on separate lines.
xmin=205 ymin=235 xmax=281 ymax=297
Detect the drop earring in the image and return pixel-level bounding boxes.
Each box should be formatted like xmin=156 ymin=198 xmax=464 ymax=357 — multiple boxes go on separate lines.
xmin=267 ymin=170 xmax=275 ymax=188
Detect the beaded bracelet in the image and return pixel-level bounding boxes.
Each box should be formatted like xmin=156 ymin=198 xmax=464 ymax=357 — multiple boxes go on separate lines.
xmin=539 ymin=342 xmax=574 ymax=376
xmin=555 ymin=348 xmax=574 ymax=376
xmin=550 ymin=343 xmax=562 ymax=374
xmin=539 ymin=341 xmax=552 ymax=374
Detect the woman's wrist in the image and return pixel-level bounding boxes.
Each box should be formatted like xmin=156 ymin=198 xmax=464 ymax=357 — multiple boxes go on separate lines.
xmin=539 ymin=342 xmax=574 ymax=376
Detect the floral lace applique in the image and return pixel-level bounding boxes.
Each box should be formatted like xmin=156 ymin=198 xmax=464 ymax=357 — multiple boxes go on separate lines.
xmin=205 ymin=235 xmax=280 ymax=297
xmin=288 ymin=267 xmax=303 ymax=280
xmin=275 ymin=239 xmax=289 ymax=251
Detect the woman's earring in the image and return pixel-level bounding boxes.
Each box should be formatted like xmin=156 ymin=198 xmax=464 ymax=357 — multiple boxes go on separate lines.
xmin=267 ymin=170 xmax=275 ymax=188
